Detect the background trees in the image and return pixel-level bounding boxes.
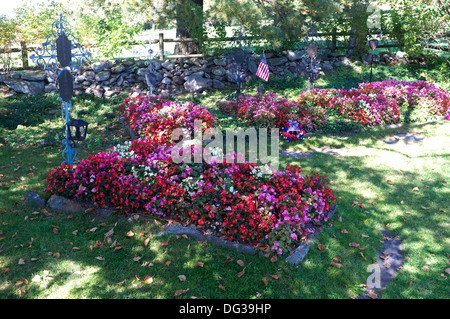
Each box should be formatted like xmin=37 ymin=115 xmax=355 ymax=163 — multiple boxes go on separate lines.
xmin=0 ymin=0 xmax=448 ymax=61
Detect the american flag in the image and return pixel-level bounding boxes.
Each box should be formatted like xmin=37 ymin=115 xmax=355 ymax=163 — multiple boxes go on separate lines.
xmin=255 ymin=53 xmax=269 ymax=81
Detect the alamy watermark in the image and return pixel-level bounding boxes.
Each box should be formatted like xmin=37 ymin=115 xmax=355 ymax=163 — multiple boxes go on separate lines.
xmin=366 ymin=264 xmax=381 ymax=289
xmin=171 ymin=120 xmax=279 ymax=173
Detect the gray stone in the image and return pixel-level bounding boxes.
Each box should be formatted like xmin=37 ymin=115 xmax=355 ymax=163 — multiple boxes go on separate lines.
xmin=44 ymin=83 xmax=57 ymax=93
xmin=111 ymin=64 xmax=127 ymax=73
xmin=75 ymin=75 xmax=85 ymax=83
xmin=92 ymin=61 xmax=110 ymax=73
xmin=4 ymin=80 xmax=44 ymax=95
xmin=184 ymin=75 xmax=211 ymax=93
xmin=163 ymin=224 xmax=206 ymax=241
xmin=0 ymin=74 xmax=8 ymax=82
xmin=267 ymin=57 xmax=288 ymax=67
xmin=161 ymin=77 xmax=172 ymax=85
xmin=47 ymin=194 xmax=84 ymax=213
xmin=84 ymin=71 xmax=95 ymax=80
xmin=285 ymin=50 xmax=302 ymax=61
xmin=172 ymin=75 xmax=184 ymax=85
xmin=104 ymin=89 xmax=119 ymax=98
xmin=161 ymin=60 xmax=175 ymax=71
xmin=226 ymin=65 xmax=239 ymax=83
xmin=95 ymin=70 xmax=111 ymax=82
xmin=213 ymin=58 xmax=227 ymax=66
xmin=11 ymin=72 xmax=21 ymax=79
xmin=396 ymin=51 xmax=408 ymax=59
xmin=210 ymin=66 xmax=226 ymax=76
xmin=285 ymin=243 xmax=310 ymax=264
xmin=247 ymin=59 xmax=258 ymax=74
xmin=136 ymin=68 xmax=150 ymax=76
xmin=21 ymin=70 xmax=46 ymax=81
xmin=205 ymin=235 xmax=258 ymax=255
xmin=150 ymin=62 xmax=160 ymax=71
xmin=92 ymin=88 xmax=104 ymax=98
xmin=24 ymin=191 xmax=46 ymax=208
xmin=212 ymin=79 xmax=225 ymax=89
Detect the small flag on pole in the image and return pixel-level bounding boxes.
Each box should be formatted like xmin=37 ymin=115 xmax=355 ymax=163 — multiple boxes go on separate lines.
xmin=255 ymin=53 xmax=269 ymax=81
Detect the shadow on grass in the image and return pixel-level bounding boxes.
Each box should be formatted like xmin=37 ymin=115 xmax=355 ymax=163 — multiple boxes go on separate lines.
xmin=0 ymin=124 xmax=448 ymax=299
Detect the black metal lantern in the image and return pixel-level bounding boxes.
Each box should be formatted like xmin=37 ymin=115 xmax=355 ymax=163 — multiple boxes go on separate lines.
xmin=66 ymin=119 xmax=89 ymax=142
xmin=366 ymin=28 xmax=383 ymax=83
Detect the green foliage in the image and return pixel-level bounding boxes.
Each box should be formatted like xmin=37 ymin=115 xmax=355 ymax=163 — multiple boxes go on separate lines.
xmin=92 ymin=11 xmax=143 ymax=58
xmin=385 ymin=0 xmax=449 ymax=56
xmin=0 ymin=15 xmax=17 ymax=72
xmin=13 ymin=0 xmax=67 ymax=44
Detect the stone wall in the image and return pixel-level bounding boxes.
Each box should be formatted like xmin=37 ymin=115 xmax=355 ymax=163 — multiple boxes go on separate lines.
xmin=0 ymin=50 xmax=421 ymax=98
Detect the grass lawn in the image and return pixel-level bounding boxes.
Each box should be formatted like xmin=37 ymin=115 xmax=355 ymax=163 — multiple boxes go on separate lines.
xmin=0 ymin=61 xmax=449 ymax=300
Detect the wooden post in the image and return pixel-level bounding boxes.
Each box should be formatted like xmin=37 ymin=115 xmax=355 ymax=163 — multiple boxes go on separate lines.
xmin=331 ymin=27 xmax=337 ymax=53
xmin=159 ymin=33 xmax=164 ymax=60
xmin=20 ymin=41 xmax=29 ymax=68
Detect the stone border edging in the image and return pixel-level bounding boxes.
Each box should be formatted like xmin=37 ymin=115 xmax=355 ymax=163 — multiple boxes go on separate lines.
xmin=162 ymin=204 xmax=338 ymax=264
xmin=26 ymin=191 xmax=337 ymax=264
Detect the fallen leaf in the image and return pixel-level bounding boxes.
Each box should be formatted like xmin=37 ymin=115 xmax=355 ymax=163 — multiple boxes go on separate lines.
xmin=421 ymin=207 xmax=431 ymax=210
xmin=195 ymin=261 xmax=204 ymax=267
xmin=104 ymin=228 xmax=114 ymax=238
xmin=361 ymin=234 xmax=369 ymax=238
xmin=330 ymin=262 xmax=343 ymax=268
xmin=262 ymin=278 xmax=269 ymax=285
xmin=341 ymin=229 xmax=348 ymax=234
xmin=236 ymin=260 xmax=245 ymax=267
xmin=178 ymin=275 xmax=186 ymax=282
xmin=72 ymin=230 xmax=78 ymax=235
xmin=421 ymin=266 xmax=429 ymax=271
xmin=237 ymin=268 xmax=246 ymax=278
xmin=95 ymin=256 xmax=105 ymax=261
xmin=367 ymin=289 xmax=378 ymax=299
xmin=349 ymin=242 xmax=360 ymax=248
xmin=143 ymin=276 xmax=153 ymax=284
xmin=412 ymin=186 xmax=420 ymax=191
xmin=18 ymin=258 xmax=25 ymax=265
xmin=270 ymin=275 xmax=279 ymax=280
xmin=218 ymin=284 xmax=226 ymax=291
xmin=144 ymin=237 xmax=151 ymax=246
xmin=126 ymin=230 xmax=134 ymax=237
xmin=270 ymin=255 xmax=278 ymax=263
xmin=53 ymin=252 xmax=60 ymax=258
xmin=174 ymin=288 xmax=189 ymax=296
xmin=333 ymin=255 xmax=342 ymax=262
xmin=160 ymin=240 xmax=169 ymax=246
xmin=317 ymin=244 xmax=326 ymax=251
xmin=87 ymin=227 xmax=97 ymax=233
xmin=133 ymin=256 xmax=142 ymax=262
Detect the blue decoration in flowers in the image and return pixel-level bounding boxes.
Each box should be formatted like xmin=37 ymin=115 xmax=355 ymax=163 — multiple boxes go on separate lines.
xmin=282 ymin=120 xmax=305 ymax=142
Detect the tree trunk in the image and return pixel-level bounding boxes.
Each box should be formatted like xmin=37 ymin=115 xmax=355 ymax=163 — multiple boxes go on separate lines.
xmin=174 ymin=0 xmax=203 ymax=55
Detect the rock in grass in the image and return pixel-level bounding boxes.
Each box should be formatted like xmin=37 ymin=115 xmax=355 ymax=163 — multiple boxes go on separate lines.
xmin=47 ymin=194 xmax=84 ymax=213
xmin=24 ymin=191 xmax=46 ymax=208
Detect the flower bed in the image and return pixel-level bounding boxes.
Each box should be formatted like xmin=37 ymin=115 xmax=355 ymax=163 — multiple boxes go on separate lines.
xmin=297 ymin=80 xmax=450 ymax=126
xmin=217 ymin=92 xmax=328 ymax=133
xmin=46 ymin=95 xmax=336 ymax=255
